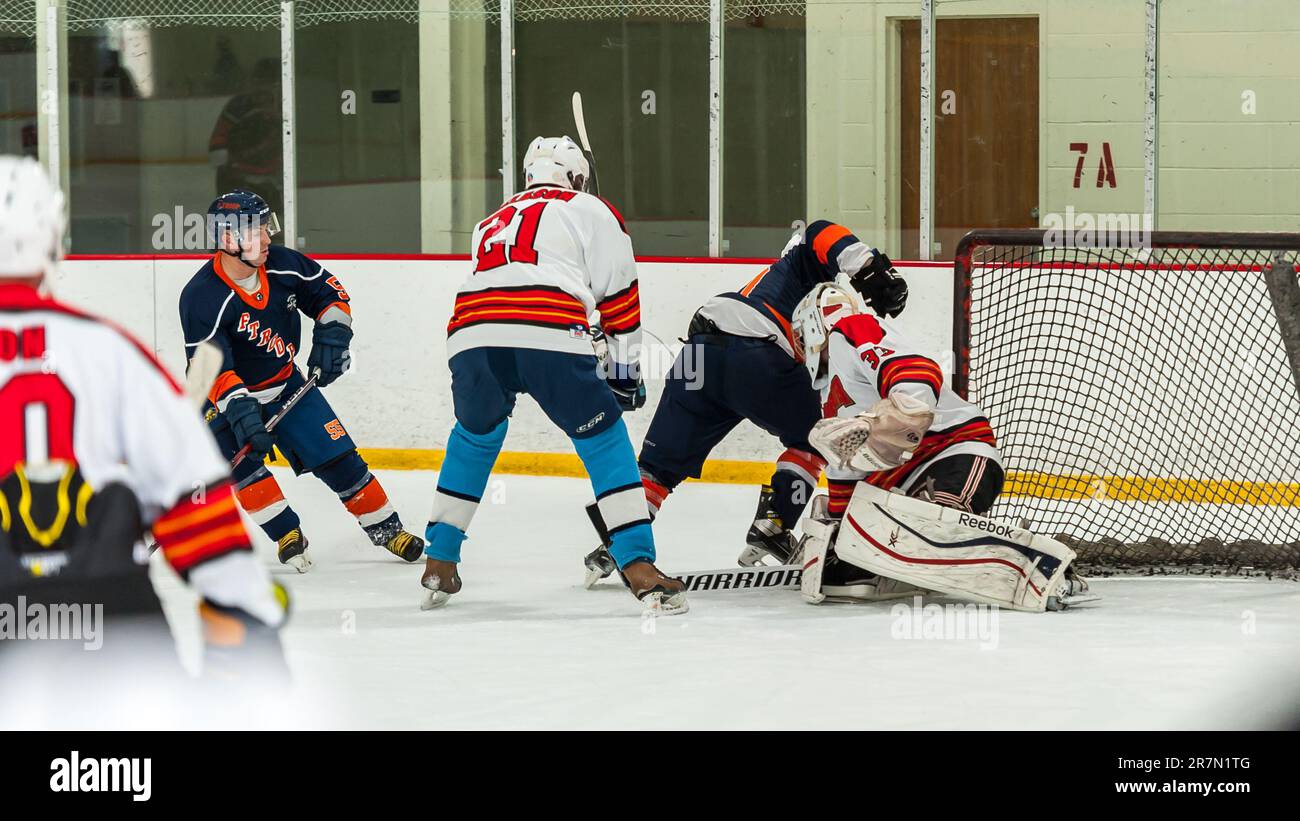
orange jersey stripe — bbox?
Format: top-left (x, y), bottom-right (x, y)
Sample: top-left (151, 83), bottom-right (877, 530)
top-left (812, 225), bottom-right (851, 264)
top-left (207, 370), bottom-right (245, 405)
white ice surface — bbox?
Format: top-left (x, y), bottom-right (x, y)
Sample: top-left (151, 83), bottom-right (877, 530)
top-left (135, 469), bottom-right (1300, 730)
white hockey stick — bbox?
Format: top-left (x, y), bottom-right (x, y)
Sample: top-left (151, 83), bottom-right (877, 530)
top-left (184, 341), bottom-right (224, 409)
top-left (571, 91), bottom-right (600, 195)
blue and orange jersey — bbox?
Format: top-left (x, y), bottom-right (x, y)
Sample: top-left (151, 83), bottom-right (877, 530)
top-left (695, 220), bottom-right (878, 356)
top-left (179, 245), bottom-right (351, 410)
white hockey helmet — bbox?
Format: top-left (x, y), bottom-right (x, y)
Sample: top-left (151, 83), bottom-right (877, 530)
top-left (792, 278), bottom-right (867, 385)
top-left (0, 156), bottom-right (66, 279)
top-left (523, 136), bottom-right (590, 191)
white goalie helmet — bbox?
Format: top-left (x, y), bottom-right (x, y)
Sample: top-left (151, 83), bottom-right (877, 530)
top-left (792, 276), bottom-right (869, 385)
top-left (523, 135), bottom-right (590, 191)
top-left (0, 155), bottom-right (66, 279)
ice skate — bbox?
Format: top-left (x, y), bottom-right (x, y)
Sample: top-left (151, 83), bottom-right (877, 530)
top-left (582, 544), bottom-right (617, 589)
top-left (738, 485), bottom-right (799, 566)
top-left (1046, 567), bottom-right (1100, 611)
top-left (820, 549), bottom-right (919, 603)
top-left (381, 530), bottom-right (425, 562)
top-left (420, 558), bottom-right (463, 610)
top-left (365, 513), bottom-right (425, 562)
top-left (277, 528), bottom-right (312, 573)
top-left (619, 559), bottom-right (688, 615)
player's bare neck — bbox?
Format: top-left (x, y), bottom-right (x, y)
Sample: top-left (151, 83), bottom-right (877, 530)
top-left (219, 253), bottom-right (260, 292)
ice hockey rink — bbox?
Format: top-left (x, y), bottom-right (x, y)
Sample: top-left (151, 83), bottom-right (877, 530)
top-left (103, 469), bottom-right (1300, 731)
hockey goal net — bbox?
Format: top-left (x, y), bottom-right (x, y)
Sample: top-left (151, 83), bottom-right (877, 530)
top-left (953, 230), bottom-right (1300, 578)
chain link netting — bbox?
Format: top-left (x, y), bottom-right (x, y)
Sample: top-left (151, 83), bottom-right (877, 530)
top-left (959, 234), bottom-right (1300, 579)
top-left (0, 0), bottom-right (35, 38)
top-left (59, 0), bottom-right (803, 30)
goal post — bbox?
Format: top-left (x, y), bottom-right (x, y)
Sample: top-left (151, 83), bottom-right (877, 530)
top-left (952, 229), bottom-right (1300, 577)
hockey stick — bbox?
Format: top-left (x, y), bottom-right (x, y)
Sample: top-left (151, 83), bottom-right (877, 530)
top-left (571, 91), bottom-right (600, 195)
top-left (184, 341), bottom-right (225, 409)
top-left (582, 501), bottom-right (802, 593)
top-left (230, 371), bottom-right (319, 470)
top-left (149, 372), bottom-right (319, 555)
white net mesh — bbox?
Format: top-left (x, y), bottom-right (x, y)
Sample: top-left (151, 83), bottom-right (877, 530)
top-left (66, 0), bottom-right (282, 31)
top-left (0, 0), bottom-right (35, 38)
top-left (61, 0), bottom-right (803, 31)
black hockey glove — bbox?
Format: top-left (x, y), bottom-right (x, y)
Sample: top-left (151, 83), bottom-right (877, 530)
top-left (607, 362), bottom-right (647, 412)
top-left (225, 395), bottom-right (274, 462)
top-left (307, 320), bottom-right (354, 387)
top-left (850, 252), bottom-right (908, 317)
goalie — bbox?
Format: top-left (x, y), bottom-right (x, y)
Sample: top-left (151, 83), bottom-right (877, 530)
top-left (790, 281), bottom-right (1091, 612)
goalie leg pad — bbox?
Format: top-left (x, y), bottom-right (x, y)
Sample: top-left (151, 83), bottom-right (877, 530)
top-left (832, 483), bottom-right (1077, 613)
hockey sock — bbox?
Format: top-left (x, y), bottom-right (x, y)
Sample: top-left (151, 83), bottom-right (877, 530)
top-left (314, 451), bottom-right (401, 544)
top-left (234, 466), bottom-right (300, 542)
top-left (572, 417), bottom-right (654, 569)
top-left (638, 467), bottom-right (671, 519)
top-left (425, 419), bottom-right (508, 563)
top-left (769, 447), bottom-right (827, 527)
top-left (827, 478), bottom-right (858, 519)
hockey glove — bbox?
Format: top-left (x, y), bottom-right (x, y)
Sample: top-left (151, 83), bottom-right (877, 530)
top-left (307, 320), bottom-right (354, 387)
top-left (200, 580), bottom-right (291, 684)
top-left (225, 395), bottom-right (274, 462)
top-left (607, 361), bottom-right (647, 411)
top-left (851, 252), bottom-right (908, 317)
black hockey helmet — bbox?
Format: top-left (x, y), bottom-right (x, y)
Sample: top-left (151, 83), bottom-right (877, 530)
top-left (207, 189), bottom-right (280, 260)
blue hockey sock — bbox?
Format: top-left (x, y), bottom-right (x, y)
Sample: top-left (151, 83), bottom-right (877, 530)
top-left (425, 419), bottom-right (507, 562)
top-left (571, 417), bottom-right (655, 568)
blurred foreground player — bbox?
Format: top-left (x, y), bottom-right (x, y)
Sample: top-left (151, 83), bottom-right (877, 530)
top-left (180, 190), bottom-right (424, 571)
top-left (790, 281), bottom-right (1092, 611)
top-left (422, 136), bottom-right (686, 614)
top-left (0, 156), bottom-right (287, 683)
top-left (584, 221), bottom-right (908, 586)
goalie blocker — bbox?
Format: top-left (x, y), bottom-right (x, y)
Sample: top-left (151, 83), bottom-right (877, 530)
top-left (801, 483), bottom-right (1092, 612)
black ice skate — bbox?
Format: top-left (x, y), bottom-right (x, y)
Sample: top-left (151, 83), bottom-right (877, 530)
top-left (738, 484), bottom-right (799, 566)
top-left (819, 549), bottom-right (919, 602)
top-left (365, 513), bottom-right (425, 562)
top-left (277, 528), bottom-right (312, 573)
top-left (583, 544), bottom-right (617, 589)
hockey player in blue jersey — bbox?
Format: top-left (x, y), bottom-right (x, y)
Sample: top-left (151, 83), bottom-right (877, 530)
top-left (420, 136), bottom-right (687, 614)
top-left (583, 220), bottom-right (908, 584)
top-left (179, 190), bottom-right (425, 572)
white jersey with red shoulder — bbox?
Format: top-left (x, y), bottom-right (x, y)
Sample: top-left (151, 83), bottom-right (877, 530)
top-left (447, 184), bottom-right (641, 370)
top-left (0, 284), bottom-right (255, 580)
top-left (820, 311), bottom-right (1001, 492)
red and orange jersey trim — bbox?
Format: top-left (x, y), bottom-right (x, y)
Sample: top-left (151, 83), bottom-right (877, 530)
top-left (153, 482), bottom-right (253, 576)
top-left (596, 282), bottom-right (641, 334)
top-left (878, 354), bottom-right (944, 400)
top-left (447, 286), bottom-right (590, 336)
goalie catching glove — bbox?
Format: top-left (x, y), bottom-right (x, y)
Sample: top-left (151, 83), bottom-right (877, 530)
top-left (809, 392), bottom-right (934, 472)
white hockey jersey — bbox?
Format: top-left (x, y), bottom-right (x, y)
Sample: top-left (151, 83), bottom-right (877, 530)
top-left (447, 185), bottom-right (641, 369)
top-left (820, 312), bottom-right (1002, 496)
top-left (0, 284), bottom-right (268, 587)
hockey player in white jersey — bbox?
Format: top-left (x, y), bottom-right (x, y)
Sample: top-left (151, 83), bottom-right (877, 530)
top-left (0, 156), bottom-right (287, 679)
top-left (420, 136), bottom-right (687, 614)
top-left (790, 280), bottom-right (1090, 611)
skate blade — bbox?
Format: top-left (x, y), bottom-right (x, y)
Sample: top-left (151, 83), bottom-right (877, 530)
top-left (642, 591), bottom-right (689, 616)
top-left (737, 545), bottom-right (787, 568)
top-left (583, 565), bottom-right (610, 590)
top-left (282, 552), bottom-right (313, 573)
top-left (1046, 592), bottom-right (1102, 611)
top-left (420, 589), bottom-right (453, 610)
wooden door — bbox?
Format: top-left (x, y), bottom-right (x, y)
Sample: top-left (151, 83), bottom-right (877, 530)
top-left (899, 17), bottom-right (1039, 259)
